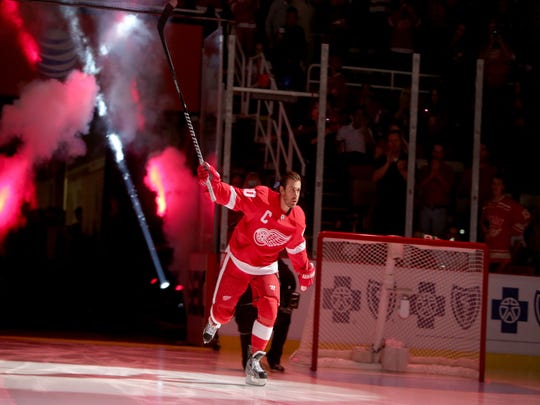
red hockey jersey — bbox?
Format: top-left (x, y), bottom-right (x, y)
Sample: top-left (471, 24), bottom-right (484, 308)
top-left (212, 182), bottom-right (311, 275)
top-left (481, 195), bottom-right (530, 259)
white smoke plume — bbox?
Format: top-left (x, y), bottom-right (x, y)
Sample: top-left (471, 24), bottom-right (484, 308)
top-left (0, 70), bottom-right (98, 162)
top-left (95, 11), bottom-right (170, 148)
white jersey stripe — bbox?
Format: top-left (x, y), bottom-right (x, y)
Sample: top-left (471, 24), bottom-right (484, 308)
top-left (228, 246), bottom-right (278, 275)
top-left (252, 320), bottom-right (273, 340)
top-left (225, 187), bottom-right (237, 209)
top-left (286, 241), bottom-right (306, 255)
top-left (210, 251), bottom-right (230, 325)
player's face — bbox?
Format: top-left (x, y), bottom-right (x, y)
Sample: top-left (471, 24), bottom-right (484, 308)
top-left (491, 178), bottom-right (504, 198)
top-left (280, 180), bottom-right (301, 211)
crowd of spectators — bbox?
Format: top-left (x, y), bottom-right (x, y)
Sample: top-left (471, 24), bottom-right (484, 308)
top-left (220, 0), bottom-right (540, 275)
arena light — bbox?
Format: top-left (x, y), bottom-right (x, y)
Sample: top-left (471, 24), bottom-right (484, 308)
top-left (116, 15), bottom-right (139, 38)
top-left (97, 14), bottom-right (141, 56)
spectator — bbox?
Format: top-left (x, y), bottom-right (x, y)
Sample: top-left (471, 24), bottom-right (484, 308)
top-left (228, 0), bottom-right (259, 56)
top-left (416, 143), bottom-right (455, 238)
top-left (367, 0), bottom-right (392, 62)
top-left (327, 54), bottom-right (349, 113)
top-left (393, 88), bottom-right (411, 135)
top-left (326, 0), bottom-right (352, 59)
top-left (271, 6), bottom-right (307, 90)
top-left (480, 173), bottom-right (530, 272)
top-left (335, 106), bottom-right (375, 164)
top-left (247, 41), bottom-right (272, 89)
top-left (265, 0), bottom-right (294, 50)
top-left (356, 84), bottom-right (388, 138)
top-left (336, 107), bottom-right (375, 232)
top-left (371, 129), bottom-right (408, 235)
top-left (291, 0), bottom-right (314, 64)
top-left (335, 106), bottom-right (376, 231)
top-left (419, 0), bottom-right (451, 72)
top-left (387, 0), bottom-right (420, 70)
top-left (419, 87), bottom-right (448, 156)
top-left (446, 21), bottom-right (472, 77)
top-left (479, 19), bottom-right (515, 91)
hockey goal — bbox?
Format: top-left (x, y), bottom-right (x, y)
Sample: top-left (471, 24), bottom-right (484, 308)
top-left (292, 232), bottom-right (489, 381)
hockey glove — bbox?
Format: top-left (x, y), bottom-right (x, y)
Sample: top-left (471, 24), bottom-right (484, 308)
top-left (299, 263), bottom-right (315, 292)
top-left (197, 162), bottom-right (221, 187)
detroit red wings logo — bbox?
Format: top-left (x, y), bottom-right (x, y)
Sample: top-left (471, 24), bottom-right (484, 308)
top-left (253, 228), bottom-right (291, 247)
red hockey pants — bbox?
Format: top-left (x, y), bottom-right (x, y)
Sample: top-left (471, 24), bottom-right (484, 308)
top-left (210, 252), bottom-right (280, 353)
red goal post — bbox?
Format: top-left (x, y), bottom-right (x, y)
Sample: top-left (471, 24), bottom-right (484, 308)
top-left (292, 231), bottom-right (489, 382)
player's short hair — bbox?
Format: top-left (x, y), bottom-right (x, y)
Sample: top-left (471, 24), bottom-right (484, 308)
top-left (279, 171), bottom-right (302, 189)
top-left (492, 171), bottom-right (508, 190)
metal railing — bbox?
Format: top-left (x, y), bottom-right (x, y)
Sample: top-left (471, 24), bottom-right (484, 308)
top-left (306, 63), bottom-right (440, 94)
top-left (233, 44), bottom-right (310, 179)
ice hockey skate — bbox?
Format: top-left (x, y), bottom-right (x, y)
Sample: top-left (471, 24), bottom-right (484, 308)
top-left (245, 348), bottom-right (268, 386)
top-left (202, 318), bottom-right (219, 344)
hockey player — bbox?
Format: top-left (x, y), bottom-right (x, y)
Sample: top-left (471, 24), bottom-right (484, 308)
top-left (197, 163), bottom-right (315, 386)
top-left (480, 174), bottom-right (530, 272)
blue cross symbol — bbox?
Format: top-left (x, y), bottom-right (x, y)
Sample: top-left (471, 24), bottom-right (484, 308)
top-left (492, 287), bottom-right (528, 333)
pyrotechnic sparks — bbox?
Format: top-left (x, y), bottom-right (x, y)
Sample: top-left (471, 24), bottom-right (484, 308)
top-left (146, 162), bottom-right (167, 217)
top-left (0, 156), bottom-right (34, 244)
top-left (143, 148), bottom-right (199, 274)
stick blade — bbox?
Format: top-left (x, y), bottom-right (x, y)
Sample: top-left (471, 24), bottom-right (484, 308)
top-left (157, 2), bottom-right (175, 34)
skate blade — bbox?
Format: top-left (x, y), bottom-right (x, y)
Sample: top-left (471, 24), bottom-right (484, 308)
top-left (246, 375), bottom-right (267, 386)
top-left (202, 335), bottom-right (213, 344)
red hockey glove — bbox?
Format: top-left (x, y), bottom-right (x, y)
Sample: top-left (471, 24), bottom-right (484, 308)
top-left (299, 263), bottom-right (315, 292)
top-left (197, 162), bottom-right (221, 187)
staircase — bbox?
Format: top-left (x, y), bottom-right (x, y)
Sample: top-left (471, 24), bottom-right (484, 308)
top-left (231, 40), bottom-right (306, 183)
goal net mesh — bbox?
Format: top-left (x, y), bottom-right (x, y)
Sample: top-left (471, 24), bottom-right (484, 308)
top-left (291, 232), bottom-right (488, 380)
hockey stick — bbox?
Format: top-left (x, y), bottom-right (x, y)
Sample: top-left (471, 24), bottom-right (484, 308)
top-left (157, 0), bottom-right (216, 202)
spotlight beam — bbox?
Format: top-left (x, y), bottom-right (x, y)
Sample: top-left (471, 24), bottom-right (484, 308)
top-left (108, 134), bottom-right (170, 290)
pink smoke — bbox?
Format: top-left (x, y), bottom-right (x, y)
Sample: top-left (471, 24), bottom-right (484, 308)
top-left (144, 147), bottom-right (199, 273)
top-left (0, 70), bottom-right (98, 161)
top-left (0, 70), bottom-right (98, 242)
